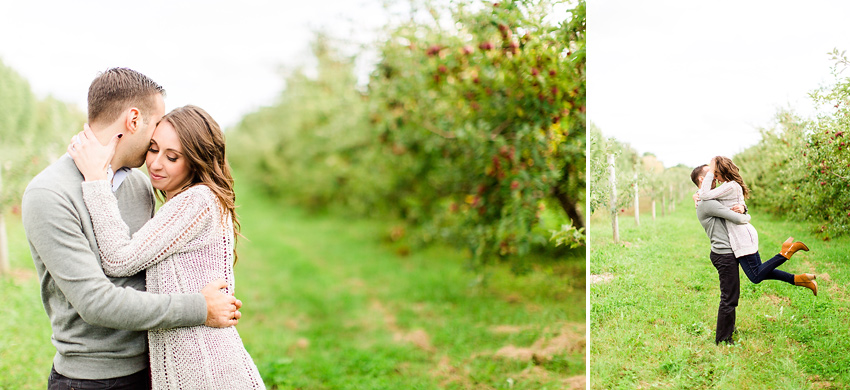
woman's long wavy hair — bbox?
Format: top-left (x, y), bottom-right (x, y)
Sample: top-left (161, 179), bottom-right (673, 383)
top-left (158, 105), bottom-right (241, 263)
top-left (714, 156), bottom-right (750, 199)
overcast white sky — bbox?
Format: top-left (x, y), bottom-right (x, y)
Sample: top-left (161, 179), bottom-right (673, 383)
top-left (0, 0), bottom-right (390, 129)
top-left (588, 0), bottom-right (850, 168)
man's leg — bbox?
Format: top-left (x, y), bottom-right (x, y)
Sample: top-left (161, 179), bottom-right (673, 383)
top-left (48, 366), bottom-right (150, 390)
top-left (710, 252), bottom-right (739, 344)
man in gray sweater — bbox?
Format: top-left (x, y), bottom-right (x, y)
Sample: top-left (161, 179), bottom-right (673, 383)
top-left (23, 68), bottom-right (242, 389)
top-left (690, 164), bottom-right (751, 345)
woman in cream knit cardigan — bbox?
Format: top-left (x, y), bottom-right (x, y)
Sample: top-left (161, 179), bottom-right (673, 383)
top-left (68, 105), bottom-right (264, 389)
top-left (699, 156), bottom-right (817, 296)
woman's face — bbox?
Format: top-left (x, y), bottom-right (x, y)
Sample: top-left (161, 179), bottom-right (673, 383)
top-left (146, 120), bottom-right (191, 199)
top-left (711, 157), bottom-right (728, 181)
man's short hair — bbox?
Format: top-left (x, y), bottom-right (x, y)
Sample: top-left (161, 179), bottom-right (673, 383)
top-left (87, 68), bottom-right (165, 125)
top-left (691, 164), bottom-right (708, 187)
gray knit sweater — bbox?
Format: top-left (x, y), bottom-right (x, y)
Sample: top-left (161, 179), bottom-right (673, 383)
top-left (22, 155), bottom-right (207, 380)
top-left (696, 199), bottom-right (752, 254)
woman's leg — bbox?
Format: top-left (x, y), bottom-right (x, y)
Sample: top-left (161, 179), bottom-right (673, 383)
top-left (737, 252), bottom-right (795, 285)
top-left (737, 253), bottom-right (760, 284)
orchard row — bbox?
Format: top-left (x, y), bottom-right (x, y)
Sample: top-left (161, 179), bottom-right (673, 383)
top-left (228, 0), bottom-right (586, 269)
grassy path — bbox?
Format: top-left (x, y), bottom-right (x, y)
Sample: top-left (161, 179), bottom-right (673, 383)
top-left (1, 184), bottom-right (584, 389)
top-left (590, 200), bottom-right (850, 389)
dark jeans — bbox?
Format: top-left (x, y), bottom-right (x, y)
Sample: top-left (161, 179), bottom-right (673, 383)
top-left (710, 251), bottom-right (739, 344)
top-left (737, 252), bottom-right (795, 285)
top-left (48, 366), bottom-right (150, 390)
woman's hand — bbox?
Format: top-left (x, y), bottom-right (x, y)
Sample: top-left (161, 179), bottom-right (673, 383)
top-left (67, 124), bottom-right (122, 182)
top-left (708, 157), bottom-right (717, 173)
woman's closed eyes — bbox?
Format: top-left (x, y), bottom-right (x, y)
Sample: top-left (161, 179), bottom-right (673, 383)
top-left (148, 147), bottom-right (178, 162)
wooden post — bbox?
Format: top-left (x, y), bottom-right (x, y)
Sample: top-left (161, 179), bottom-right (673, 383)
top-left (608, 154), bottom-right (619, 242)
top-left (0, 168), bottom-right (8, 276)
top-left (633, 172), bottom-right (640, 226)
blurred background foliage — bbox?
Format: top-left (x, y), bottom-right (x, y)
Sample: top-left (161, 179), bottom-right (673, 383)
top-left (0, 59), bottom-right (84, 210)
top-left (0, 59), bottom-right (85, 273)
top-left (0, 0), bottom-right (585, 275)
top-left (228, 0), bottom-right (585, 270)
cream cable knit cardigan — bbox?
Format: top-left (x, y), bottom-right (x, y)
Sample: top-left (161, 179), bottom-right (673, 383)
top-left (699, 171), bottom-right (758, 257)
top-left (82, 181), bottom-right (265, 390)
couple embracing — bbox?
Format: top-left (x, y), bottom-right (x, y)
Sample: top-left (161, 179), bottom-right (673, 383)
top-left (23, 68), bottom-right (265, 388)
top-left (691, 156), bottom-right (818, 345)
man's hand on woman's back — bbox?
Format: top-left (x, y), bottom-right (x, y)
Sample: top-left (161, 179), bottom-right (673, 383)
top-left (202, 279), bottom-right (242, 327)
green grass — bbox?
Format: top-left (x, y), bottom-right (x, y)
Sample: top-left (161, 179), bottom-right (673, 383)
top-left (0, 209), bottom-right (54, 387)
top-left (590, 200), bottom-right (850, 389)
top-left (0, 183), bottom-right (584, 389)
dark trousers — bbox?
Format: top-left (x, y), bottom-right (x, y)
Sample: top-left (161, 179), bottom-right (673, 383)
top-left (737, 252), bottom-right (795, 285)
top-left (710, 251), bottom-right (739, 344)
top-left (48, 366), bottom-right (150, 390)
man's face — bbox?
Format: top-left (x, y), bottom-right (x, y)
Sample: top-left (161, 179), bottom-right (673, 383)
top-left (123, 94), bottom-right (165, 168)
top-left (697, 167), bottom-right (717, 189)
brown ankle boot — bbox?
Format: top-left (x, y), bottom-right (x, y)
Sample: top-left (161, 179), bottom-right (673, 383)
top-left (781, 237), bottom-right (809, 259)
top-left (794, 273), bottom-right (818, 296)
